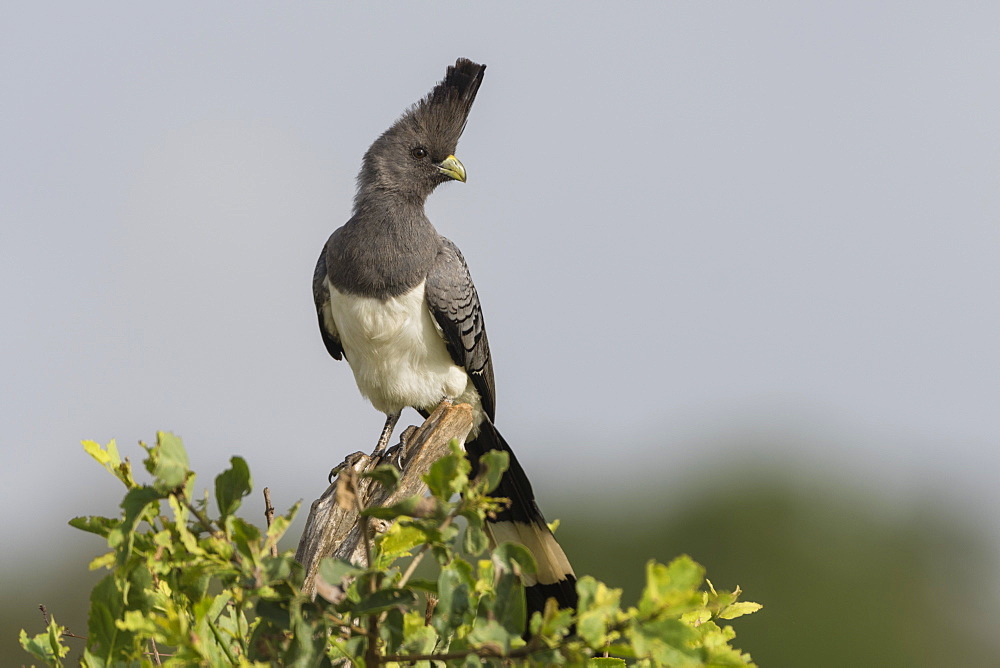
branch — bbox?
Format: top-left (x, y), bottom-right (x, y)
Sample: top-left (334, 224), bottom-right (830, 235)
top-left (263, 487), bottom-right (277, 558)
top-left (294, 401), bottom-right (474, 599)
top-left (380, 637), bottom-right (546, 664)
top-left (38, 604), bottom-right (86, 641)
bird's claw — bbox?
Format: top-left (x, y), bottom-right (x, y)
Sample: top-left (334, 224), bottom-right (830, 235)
top-left (381, 426), bottom-right (418, 470)
top-left (328, 451), bottom-right (368, 484)
top-left (382, 443), bottom-right (405, 470)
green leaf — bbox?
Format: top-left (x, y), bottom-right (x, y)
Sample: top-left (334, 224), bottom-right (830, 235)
top-left (116, 609), bottom-right (157, 634)
top-left (196, 594), bottom-right (239, 666)
top-left (434, 558), bottom-right (475, 636)
top-left (229, 516), bottom-right (262, 564)
top-left (699, 619), bottom-right (756, 666)
top-left (532, 599), bottom-right (575, 641)
top-left (176, 564), bottom-right (213, 603)
top-left (377, 522), bottom-right (426, 568)
top-left (253, 598), bottom-right (290, 628)
top-left (604, 643), bottom-right (638, 659)
top-left (87, 551), bottom-right (116, 571)
top-left (362, 494), bottom-right (431, 520)
top-left (354, 587), bottom-right (417, 615)
top-left (318, 557), bottom-right (363, 587)
top-left (381, 607), bottom-right (405, 654)
top-left (286, 612), bottom-right (326, 666)
top-left (86, 573), bottom-right (143, 661)
top-left (638, 556), bottom-right (705, 619)
top-left (399, 610), bottom-right (439, 655)
top-left (19, 615), bottom-right (70, 666)
top-left (83, 439), bottom-right (136, 488)
top-left (492, 567), bottom-right (527, 637)
top-left (117, 485), bottom-right (165, 566)
top-left (576, 576), bottom-right (623, 648)
top-left (328, 634), bottom-right (367, 665)
top-left (493, 541), bottom-right (538, 577)
top-left (472, 449), bottom-right (509, 494)
top-left (424, 439), bottom-right (470, 499)
top-left (589, 659), bottom-right (627, 667)
top-left (631, 617), bottom-right (699, 666)
top-left (406, 578), bottom-right (438, 594)
top-left (80, 649), bottom-right (109, 668)
top-left (261, 552), bottom-right (293, 584)
top-left (718, 600), bottom-right (763, 620)
top-left (468, 618), bottom-right (516, 655)
top-left (463, 523), bottom-right (490, 555)
top-left (69, 515), bottom-right (118, 537)
top-left (362, 464), bottom-right (401, 491)
top-left (149, 431), bottom-right (191, 491)
top-left (215, 456), bottom-right (252, 517)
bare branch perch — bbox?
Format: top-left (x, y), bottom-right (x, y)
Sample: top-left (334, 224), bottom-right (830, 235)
top-left (295, 401), bottom-right (474, 599)
top-left (263, 487), bottom-right (278, 558)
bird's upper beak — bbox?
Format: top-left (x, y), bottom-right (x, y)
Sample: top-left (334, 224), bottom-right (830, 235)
top-left (436, 154), bottom-right (467, 183)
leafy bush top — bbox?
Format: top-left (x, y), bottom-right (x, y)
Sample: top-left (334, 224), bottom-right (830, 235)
top-left (21, 433), bottom-right (760, 667)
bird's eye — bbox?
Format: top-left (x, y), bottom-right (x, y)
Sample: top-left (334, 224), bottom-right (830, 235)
top-left (411, 147), bottom-right (428, 159)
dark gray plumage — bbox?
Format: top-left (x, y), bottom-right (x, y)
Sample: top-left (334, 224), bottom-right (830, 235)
top-left (425, 237), bottom-right (494, 419)
top-left (313, 58), bottom-right (576, 625)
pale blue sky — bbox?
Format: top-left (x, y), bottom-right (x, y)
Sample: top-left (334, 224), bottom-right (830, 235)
top-left (2, 3), bottom-right (998, 603)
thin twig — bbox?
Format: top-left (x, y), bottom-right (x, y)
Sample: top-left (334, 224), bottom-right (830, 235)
top-left (263, 487), bottom-right (278, 557)
top-left (150, 637), bottom-right (162, 665)
top-left (424, 595), bottom-right (438, 627)
top-left (143, 549), bottom-right (165, 665)
top-left (346, 469), bottom-right (375, 576)
top-left (349, 469), bottom-right (383, 667)
top-left (366, 615), bottom-right (380, 668)
top-left (184, 499), bottom-right (217, 534)
top-left (208, 615), bottom-right (238, 665)
top-left (39, 604), bottom-right (86, 640)
top-left (396, 515), bottom-right (452, 589)
top-left (381, 638), bottom-right (545, 663)
top-left (323, 612), bottom-right (369, 637)
top-left (263, 487), bottom-right (275, 527)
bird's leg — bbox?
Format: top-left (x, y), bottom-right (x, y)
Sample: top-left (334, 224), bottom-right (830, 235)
top-left (383, 426), bottom-right (418, 470)
top-left (374, 411), bottom-right (401, 455)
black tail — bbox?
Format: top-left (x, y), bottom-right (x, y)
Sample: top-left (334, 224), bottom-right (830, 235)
top-left (465, 419), bottom-right (577, 621)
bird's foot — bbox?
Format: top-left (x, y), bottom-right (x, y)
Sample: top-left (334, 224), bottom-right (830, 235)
top-left (328, 451), bottom-right (368, 484)
top-left (381, 426), bottom-right (418, 470)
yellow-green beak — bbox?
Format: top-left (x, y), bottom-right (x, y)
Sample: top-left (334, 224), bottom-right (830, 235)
top-left (436, 154), bottom-right (467, 182)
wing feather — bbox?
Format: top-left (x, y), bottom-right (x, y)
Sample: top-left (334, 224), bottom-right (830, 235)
top-left (424, 237), bottom-right (495, 421)
top-left (313, 237), bottom-right (345, 361)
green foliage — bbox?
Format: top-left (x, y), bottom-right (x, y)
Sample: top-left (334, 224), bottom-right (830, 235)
top-left (19, 615), bottom-right (70, 667)
top-left (21, 434), bottom-right (760, 666)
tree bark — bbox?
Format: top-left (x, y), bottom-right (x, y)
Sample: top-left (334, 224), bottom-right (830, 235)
top-left (294, 401), bottom-right (474, 600)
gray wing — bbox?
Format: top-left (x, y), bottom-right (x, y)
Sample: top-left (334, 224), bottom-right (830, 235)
top-left (313, 236), bottom-right (344, 361)
top-left (425, 237), bottom-right (495, 421)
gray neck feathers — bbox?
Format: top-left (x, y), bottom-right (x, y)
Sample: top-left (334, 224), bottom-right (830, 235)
top-left (327, 195), bottom-right (440, 299)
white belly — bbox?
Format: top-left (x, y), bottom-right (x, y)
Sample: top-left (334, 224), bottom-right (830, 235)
top-left (324, 278), bottom-right (482, 423)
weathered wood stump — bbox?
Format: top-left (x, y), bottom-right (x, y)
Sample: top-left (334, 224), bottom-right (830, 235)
top-left (294, 401), bottom-right (474, 599)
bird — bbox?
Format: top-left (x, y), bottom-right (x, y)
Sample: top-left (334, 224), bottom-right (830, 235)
top-left (312, 58), bottom-right (577, 621)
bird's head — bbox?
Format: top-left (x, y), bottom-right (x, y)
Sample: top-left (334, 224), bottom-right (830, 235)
top-left (357, 58), bottom-right (486, 204)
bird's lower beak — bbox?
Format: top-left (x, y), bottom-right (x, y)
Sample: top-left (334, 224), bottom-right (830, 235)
top-left (436, 154), bottom-right (467, 182)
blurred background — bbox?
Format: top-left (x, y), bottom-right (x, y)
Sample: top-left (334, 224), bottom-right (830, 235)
top-left (3, 3), bottom-right (998, 665)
